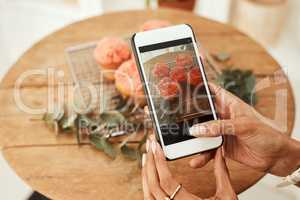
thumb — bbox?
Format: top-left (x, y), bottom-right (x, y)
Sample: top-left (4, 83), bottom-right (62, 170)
top-left (189, 119), bottom-right (251, 137)
top-left (189, 119), bottom-right (238, 137)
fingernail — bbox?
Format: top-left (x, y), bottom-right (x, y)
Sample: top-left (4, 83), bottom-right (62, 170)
top-left (151, 140), bottom-right (156, 154)
top-left (142, 153), bottom-right (146, 167)
top-left (189, 125), bottom-right (206, 136)
top-left (146, 140), bottom-right (150, 152)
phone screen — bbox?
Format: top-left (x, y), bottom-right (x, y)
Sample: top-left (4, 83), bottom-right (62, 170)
top-left (139, 37), bottom-right (215, 146)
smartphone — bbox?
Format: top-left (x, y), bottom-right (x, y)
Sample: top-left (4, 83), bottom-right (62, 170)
top-left (131, 24), bottom-right (223, 160)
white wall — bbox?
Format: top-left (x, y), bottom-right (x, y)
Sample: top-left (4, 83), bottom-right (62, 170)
top-left (284, 0), bottom-right (300, 44)
top-left (195, 0), bottom-right (233, 23)
top-left (196, 0), bottom-right (300, 46)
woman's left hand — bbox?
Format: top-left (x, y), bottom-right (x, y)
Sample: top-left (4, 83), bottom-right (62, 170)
top-left (141, 136), bottom-right (238, 200)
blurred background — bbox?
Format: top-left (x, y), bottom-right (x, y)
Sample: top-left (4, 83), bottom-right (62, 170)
top-left (0, 0), bottom-right (299, 199)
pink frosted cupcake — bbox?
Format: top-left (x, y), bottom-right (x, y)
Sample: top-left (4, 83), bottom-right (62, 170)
top-left (114, 59), bottom-right (146, 106)
top-left (158, 77), bottom-right (180, 100)
top-left (93, 37), bottom-right (131, 70)
top-left (141, 19), bottom-right (172, 31)
top-left (152, 62), bottom-right (169, 78)
top-left (170, 65), bottom-right (187, 83)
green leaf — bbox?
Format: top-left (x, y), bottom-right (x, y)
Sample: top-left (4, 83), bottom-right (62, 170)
top-left (100, 111), bottom-right (126, 125)
top-left (121, 145), bottom-right (138, 160)
top-left (89, 122), bottom-right (107, 135)
top-left (214, 52), bottom-right (231, 62)
top-left (59, 113), bottom-right (78, 133)
top-left (101, 138), bottom-right (117, 159)
top-left (90, 135), bottom-right (117, 159)
top-left (90, 134), bottom-right (104, 150)
top-left (217, 68), bottom-right (256, 105)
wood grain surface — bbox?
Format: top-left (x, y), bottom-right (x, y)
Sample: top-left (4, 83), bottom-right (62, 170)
top-left (0, 9), bottom-right (295, 200)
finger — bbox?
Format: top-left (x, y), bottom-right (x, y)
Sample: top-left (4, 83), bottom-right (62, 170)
top-left (214, 148), bottom-right (237, 199)
top-left (208, 82), bottom-right (242, 107)
top-left (208, 82), bottom-right (246, 117)
top-left (189, 118), bottom-right (254, 137)
top-left (189, 119), bottom-right (235, 137)
top-left (151, 140), bottom-right (179, 195)
top-left (189, 151), bottom-right (215, 168)
top-left (199, 48), bottom-right (206, 62)
top-left (209, 82), bottom-right (256, 121)
top-left (145, 140), bottom-right (167, 199)
top-left (142, 154), bottom-right (154, 200)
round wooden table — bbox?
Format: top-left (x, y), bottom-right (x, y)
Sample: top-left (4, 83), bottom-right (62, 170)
top-left (0, 9), bottom-right (295, 200)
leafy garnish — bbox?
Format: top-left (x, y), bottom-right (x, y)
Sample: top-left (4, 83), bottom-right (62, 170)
top-left (43, 103), bottom-right (149, 166)
top-left (90, 134), bottom-right (117, 159)
top-left (100, 111), bottom-right (126, 125)
top-left (217, 69), bottom-right (257, 105)
top-left (59, 113), bottom-right (77, 133)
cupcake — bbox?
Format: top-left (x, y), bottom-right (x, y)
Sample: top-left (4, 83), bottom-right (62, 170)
top-left (187, 66), bottom-right (203, 86)
top-left (152, 62), bottom-right (169, 78)
top-left (141, 19), bottom-right (172, 31)
top-left (175, 53), bottom-right (193, 66)
top-left (158, 77), bottom-right (180, 99)
top-left (93, 37), bottom-right (131, 70)
top-left (115, 59), bottom-right (145, 106)
top-left (170, 65), bottom-right (187, 83)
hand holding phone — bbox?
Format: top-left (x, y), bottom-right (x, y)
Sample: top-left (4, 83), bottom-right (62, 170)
top-left (132, 24), bottom-right (223, 160)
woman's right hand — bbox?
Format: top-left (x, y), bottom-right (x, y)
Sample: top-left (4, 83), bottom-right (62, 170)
top-left (189, 83), bottom-right (300, 177)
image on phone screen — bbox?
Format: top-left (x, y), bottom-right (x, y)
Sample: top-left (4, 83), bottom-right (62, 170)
top-left (139, 37), bottom-right (215, 146)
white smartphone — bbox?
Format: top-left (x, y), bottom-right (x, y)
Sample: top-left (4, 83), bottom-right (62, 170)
top-left (131, 24), bottom-right (223, 160)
